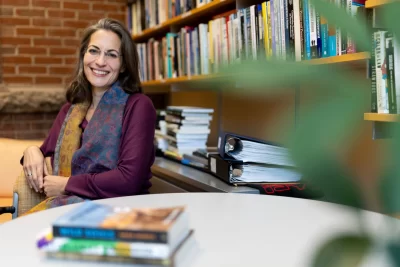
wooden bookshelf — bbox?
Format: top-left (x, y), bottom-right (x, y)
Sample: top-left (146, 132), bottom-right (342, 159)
top-left (305, 52), bottom-right (370, 65)
top-left (364, 113), bottom-right (400, 122)
top-left (366, 0), bottom-right (397, 8)
top-left (132, 0), bottom-right (236, 43)
top-left (141, 52), bottom-right (370, 87)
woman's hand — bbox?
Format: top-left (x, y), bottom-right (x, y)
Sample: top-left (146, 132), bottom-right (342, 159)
top-left (23, 146), bottom-right (47, 193)
top-left (43, 175), bottom-right (69, 197)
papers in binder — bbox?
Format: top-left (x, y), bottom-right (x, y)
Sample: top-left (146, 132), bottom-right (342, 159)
top-left (225, 137), bottom-right (295, 167)
top-left (231, 164), bottom-right (301, 183)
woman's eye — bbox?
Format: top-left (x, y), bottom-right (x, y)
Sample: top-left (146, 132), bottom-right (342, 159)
top-left (88, 49), bottom-right (99, 55)
top-left (107, 53), bottom-right (118, 58)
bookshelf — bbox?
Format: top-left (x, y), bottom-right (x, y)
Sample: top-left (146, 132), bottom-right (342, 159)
top-left (132, 0), bottom-right (236, 43)
top-left (364, 113), bottom-right (400, 122)
top-left (141, 52), bottom-right (370, 88)
top-left (126, 0), bottom-right (386, 188)
top-left (365, 0), bottom-right (397, 8)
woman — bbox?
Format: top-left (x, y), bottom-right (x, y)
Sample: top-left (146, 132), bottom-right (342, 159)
top-left (21, 18), bottom-right (156, 214)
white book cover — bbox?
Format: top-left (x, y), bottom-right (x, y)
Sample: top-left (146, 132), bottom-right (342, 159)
top-left (394, 35), bottom-right (400, 114)
top-left (375, 31), bottom-right (389, 113)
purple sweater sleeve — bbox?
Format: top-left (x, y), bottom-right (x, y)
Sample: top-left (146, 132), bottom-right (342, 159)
top-left (64, 94), bottom-right (157, 199)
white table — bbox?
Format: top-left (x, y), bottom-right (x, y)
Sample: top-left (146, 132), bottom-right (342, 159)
top-left (0, 193), bottom-right (398, 267)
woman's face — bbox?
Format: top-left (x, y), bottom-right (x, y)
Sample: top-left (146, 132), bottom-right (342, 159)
top-left (83, 29), bottom-right (123, 91)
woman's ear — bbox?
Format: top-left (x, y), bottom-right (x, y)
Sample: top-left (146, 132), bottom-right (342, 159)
top-left (120, 64), bottom-right (125, 73)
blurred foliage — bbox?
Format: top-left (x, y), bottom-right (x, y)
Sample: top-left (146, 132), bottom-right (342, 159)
top-left (201, 0), bottom-right (400, 266)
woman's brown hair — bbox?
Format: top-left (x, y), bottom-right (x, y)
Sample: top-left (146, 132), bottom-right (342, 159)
top-left (66, 18), bottom-right (142, 104)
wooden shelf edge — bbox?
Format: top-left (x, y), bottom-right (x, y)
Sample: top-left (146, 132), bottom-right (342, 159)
top-left (132, 0), bottom-right (235, 42)
top-left (366, 0), bottom-right (397, 8)
top-left (305, 52), bottom-right (370, 65)
top-left (364, 113), bottom-right (400, 122)
top-left (141, 53), bottom-right (370, 87)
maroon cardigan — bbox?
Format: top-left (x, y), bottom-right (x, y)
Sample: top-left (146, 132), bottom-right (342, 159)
top-left (22, 93), bottom-right (156, 199)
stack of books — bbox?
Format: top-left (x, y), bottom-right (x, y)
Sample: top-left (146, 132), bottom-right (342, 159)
top-left (36, 201), bottom-right (196, 266)
top-left (164, 106), bottom-right (214, 156)
top-left (155, 109), bottom-right (168, 154)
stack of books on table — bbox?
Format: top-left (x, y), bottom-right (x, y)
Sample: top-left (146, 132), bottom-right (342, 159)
top-left (163, 106), bottom-right (214, 157)
top-left (36, 201), bottom-right (196, 266)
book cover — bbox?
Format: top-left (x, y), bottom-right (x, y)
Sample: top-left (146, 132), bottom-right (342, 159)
top-left (52, 202), bottom-right (188, 244)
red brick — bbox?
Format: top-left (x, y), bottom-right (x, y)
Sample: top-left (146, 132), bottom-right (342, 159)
top-left (63, 2), bottom-right (90, 10)
top-left (47, 10), bottom-right (75, 19)
top-left (3, 56), bottom-right (31, 64)
top-left (1, 27), bottom-right (15, 36)
top-left (32, 18), bottom-right (62, 27)
top-left (63, 38), bottom-right (80, 46)
top-left (34, 57), bottom-right (63, 64)
top-left (64, 58), bottom-right (77, 65)
top-left (34, 77), bottom-right (63, 84)
top-left (1, 47), bottom-right (16, 55)
top-left (18, 47), bottom-right (47, 55)
top-left (0, 17), bottom-right (29, 25)
top-left (15, 8), bottom-right (45, 17)
top-left (33, 38), bottom-right (62, 46)
top-left (93, 3), bottom-right (119, 12)
top-left (49, 47), bottom-right (77, 55)
top-left (63, 20), bottom-right (91, 29)
top-left (44, 113), bottom-right (58, 120)
top-left (32, 0), bottom-right (60, 8)
top-left (0, 37), bottom-right (30, 45)
top-left (107, 13), bottom-right (125, 22)
top-left (1, 0), bottom-right (30, 6)
top-left (47, 29), bottom-right (77, 37)
top-left (0, 7), bottom-right (14, 16)
top-left (49, 66), bottom-right (75, 75)
top-left (12, 113), bottom-right (44, 121)
top-left (2, 66), bottom-right (16, 74)
top-left (16, 131), bottom-right (47, 140)
top-left (16, 27), bottom-right (46, 36)
top-left (19, 66), bottom-right (47, 74)
top-left (78, 12), bottom-right (104, 21)
top-left (3, 76), bottom-right (33, 84)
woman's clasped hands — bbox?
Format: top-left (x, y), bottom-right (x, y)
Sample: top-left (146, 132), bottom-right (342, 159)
top-left (22, 146), bottom-right (69, 197)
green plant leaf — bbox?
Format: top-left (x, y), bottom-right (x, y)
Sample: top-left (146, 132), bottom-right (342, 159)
top-left (379, 123), bottom-right (400, 215)
top-left (312, 234), bottom-right (371, 267)
top-left (387, 241), bottom-right (400, 267)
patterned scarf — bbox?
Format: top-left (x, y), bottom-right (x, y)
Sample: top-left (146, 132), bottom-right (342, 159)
top-left (24, 82), bottom-right (129, 215)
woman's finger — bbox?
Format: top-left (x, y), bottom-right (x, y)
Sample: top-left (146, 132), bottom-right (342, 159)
top-left (36, 164), bottom-right (44, 190)
top-left (43, 160), bottom-right (49, 176)
top-left (29, 166), bottom-right (39, 192)
top-left (23, 167), bottom-right (33, 190)
top-left (25, 167), bottom-right (37, 191)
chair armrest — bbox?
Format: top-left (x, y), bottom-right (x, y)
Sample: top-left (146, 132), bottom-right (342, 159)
top-left (12, 157), bottom-right (52, 217)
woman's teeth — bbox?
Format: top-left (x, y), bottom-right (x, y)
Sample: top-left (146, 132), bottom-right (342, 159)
top-left (92, 69), bottom-right (109, 75)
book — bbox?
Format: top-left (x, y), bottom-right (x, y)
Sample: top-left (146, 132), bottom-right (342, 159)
top-left (52, 202), bottom-right (190, 252)
top-left (40, 230), bottom-right (197, 267)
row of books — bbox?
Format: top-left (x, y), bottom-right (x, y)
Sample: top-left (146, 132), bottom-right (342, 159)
top-left (154, 106), bottom-right (214, 157)
top-left (127, 0), bottom-right (212, 36)
top-left (370, 5), bottom-right (400, 114)
top-left (136, 0), bottom-right (367, 81)
top-left (36, 201), bottom-right (196, 266)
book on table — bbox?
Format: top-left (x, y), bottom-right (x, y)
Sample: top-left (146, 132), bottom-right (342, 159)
top-left (36, 201), bottom-right (196, 266)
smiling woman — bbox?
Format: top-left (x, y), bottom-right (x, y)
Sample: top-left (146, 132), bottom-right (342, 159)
top-left (19, 18), bottom-right (157, 216)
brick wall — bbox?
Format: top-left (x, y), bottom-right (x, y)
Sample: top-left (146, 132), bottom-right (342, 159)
top-left (0, 112), bottom-right (58, 140)
top-left (0, 0), bottom-right (128, 140)
top-left (0, 0), bottom-right (127, 87)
